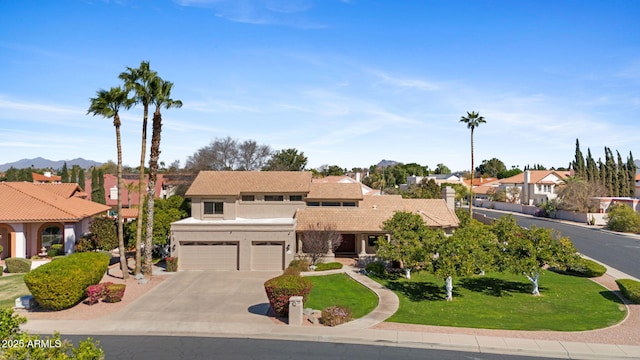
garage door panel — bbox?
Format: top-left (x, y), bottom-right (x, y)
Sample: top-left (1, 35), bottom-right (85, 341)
top-left (252, 242), bottom-right (284, 271)
top-left (180, 242), bottom-right (238, 271)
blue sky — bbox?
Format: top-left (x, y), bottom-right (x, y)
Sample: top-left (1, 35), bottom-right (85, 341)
top-left (1, 0), bottom-right (639, 172)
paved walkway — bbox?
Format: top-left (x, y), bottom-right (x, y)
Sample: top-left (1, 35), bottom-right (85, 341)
top-left (22, 264), bottom-right (640, 360)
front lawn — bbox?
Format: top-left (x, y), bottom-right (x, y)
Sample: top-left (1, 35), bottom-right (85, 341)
top-left (0, 274), bottom-right (30, 309)
top-left (375, 271), bottom-right (626, 331)
top-left (305, 273), bottom-right (378, 318)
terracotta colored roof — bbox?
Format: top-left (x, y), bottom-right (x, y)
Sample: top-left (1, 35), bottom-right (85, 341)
top-left (473, 184), bottom-right (498, 195)
top-left (464, 177), bottom-right (499, 187)
top-left (32, 172), bottom-right (61, 182)
top-left (120, 207), bottom-right (140, 219)
top-left (306, 183), bottom-right (363, 201)
top-left (186, 171), bottom-right (313, 196)
top-left (499, 170), bottom-right (570, 185)
top-left (296, 195), bottom-right (458, 232)
top-left (34, 183), bottom-right (85, 198)
top-left (0, 182), bottom-right (110, 222)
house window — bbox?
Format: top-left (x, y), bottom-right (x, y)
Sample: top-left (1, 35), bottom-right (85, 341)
top-left (289, 195), bottom-right (303, 201)
top-left (343, 202), bottom-right (357, 207)
top-left (265, 195), bottom-right (284, 201)
top-left (204, 201), bottom-right (223, 215)
top-left (367, 235), bottom-right (378, 247)
top-left (307, 202), bottom-right (320, 206)
top-left (41, 226), bottom-right (63, 249)
top-left (321, 202), bottom-right (340, 207)
top-left (241, 195), bottom-right (255, 202)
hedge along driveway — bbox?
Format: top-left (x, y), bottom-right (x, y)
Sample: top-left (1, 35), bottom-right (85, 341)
top-left (375, 271), bottom-right (626, 331)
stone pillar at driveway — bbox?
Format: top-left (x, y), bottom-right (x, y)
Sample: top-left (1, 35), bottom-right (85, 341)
top-left (288, 296), bottom-right (303, 326)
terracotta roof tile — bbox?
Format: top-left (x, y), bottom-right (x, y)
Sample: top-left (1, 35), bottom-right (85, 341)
top-left (306, 183), bottom-right (363, 201)
top-left (0, 182), bottom-right (110, 222)
top-left (499, 170), bottom-right (570, 185)
top-left (34, 183), bottom-right (84, 198)
top-left (186, 171), bottom-right (313, 196)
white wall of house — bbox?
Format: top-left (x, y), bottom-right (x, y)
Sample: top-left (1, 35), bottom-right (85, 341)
top-left (64, 224), bottom-right (76, 255)
top-left (13, 223), bottom-right (26, 258)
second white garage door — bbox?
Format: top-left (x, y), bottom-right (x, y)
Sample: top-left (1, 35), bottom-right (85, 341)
top-left (251, 242), bottom-right (284, 271)
top-left (180, 242), bottom-right (239, 271)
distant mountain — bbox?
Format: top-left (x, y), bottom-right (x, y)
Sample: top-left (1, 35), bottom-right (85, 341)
top-left (0, 157), bottom-right (102, 172)
top-left (376, 159), bottom-right (400, 168)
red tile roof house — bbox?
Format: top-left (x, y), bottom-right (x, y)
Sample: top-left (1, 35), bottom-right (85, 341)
top-left (170, 171), bottom-right (459, 271)
top-left (0, 182), bottom-right (110, 260)
top-left (496, 170), bottom-right (571, 205)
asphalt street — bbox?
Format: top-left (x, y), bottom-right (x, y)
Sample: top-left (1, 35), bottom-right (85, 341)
top-left (474, 208), bottom-right (640, 279)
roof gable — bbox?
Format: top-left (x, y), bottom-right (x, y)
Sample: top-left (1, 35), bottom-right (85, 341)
top-left (186, 171), bottom-right (313, 196)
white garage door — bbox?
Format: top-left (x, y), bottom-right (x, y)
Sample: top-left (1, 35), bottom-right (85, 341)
top-left (180, 242), bottom-right (238, 270)
top-left (251, 242), bottom-right (284, 271)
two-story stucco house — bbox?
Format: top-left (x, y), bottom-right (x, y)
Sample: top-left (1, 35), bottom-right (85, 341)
top-left (170, 171), bottom-right (459, 271)
top-left (497, 170), bottom-right (570, 205)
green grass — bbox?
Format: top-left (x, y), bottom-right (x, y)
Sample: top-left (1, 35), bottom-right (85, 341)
top-left (375, 271), bottom-right (626, 331)
top-left (0, 274), bottom-right (30, 309)
top-left (305, 273), bottom-right (378, 318)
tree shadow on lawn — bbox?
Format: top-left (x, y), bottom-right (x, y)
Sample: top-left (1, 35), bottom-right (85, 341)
top-left (386, 280), bottom-right (449, 301)
top-left (458, 277), bottom-right (534, 297)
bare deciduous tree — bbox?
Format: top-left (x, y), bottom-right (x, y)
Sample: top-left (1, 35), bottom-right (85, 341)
top-left (185, 137), bottom-right (271, 171)
top-left (301, 222), bottom-right (343, 265)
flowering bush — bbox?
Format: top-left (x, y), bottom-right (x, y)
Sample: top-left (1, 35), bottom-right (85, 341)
top-left (321, 305), bottom-right (352, 327)
top-left (85, 284), bottom-right (105, 305)
top-left (165, 257), bottom-right (178, 272)
top-left (264, 275), bottom-right (313, 317)
top-left (103, 283), bottom-right (126, 303)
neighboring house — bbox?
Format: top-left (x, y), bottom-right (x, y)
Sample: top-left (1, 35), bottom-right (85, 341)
top-left (0, 182), bottom-right (110, 259)
top-left (635, 173), bottom-right (640, 198)
top-left (32, 171), bottom-right (61, 184)
top-left (170, 171), bottom-right (459, 271)
top-left (497, 170), bottom-right (570, 205)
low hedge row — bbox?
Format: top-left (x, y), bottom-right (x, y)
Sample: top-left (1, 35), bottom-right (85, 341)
top-left (24, 252), bottom-right (110, 310)
top-left (616, 279), bottom-right (640, 304)
top-left (264, 275), bottom-right (313, 317)
top-left (565, 258), bottom-right (607, 278)
top-left (314, 262), bottom-right (343, 271)
top-left (5, 258), bottom-right (32, 273)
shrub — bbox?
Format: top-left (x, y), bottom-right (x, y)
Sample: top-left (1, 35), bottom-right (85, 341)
top-left (0, 308), bottom-right (26, 339)
top-left (165, 257), bottom-right (178, 272)
top-left (288, 259), bottom-right (310, 272)
top-left (605, 203), bottom-right (640, 233)
top-left (264, 275), bottom-right (313, 317)
top-left (314, 262), bottom-right (343, 271)
top-left (5, 258), bottom-right (32, 273)
top-left (565, 258), bottom-right (607, 278)
top-left (24, 252), bottom-right (110, 310)
top-left (616, 279), bottom-right (640, 304)
top-left (282, 267), bottom-right (301, 276)
top-left (365, 261), bottom-right (386, 276)
top-left (47, 244), bottom-right (65, 257)
top-left (86, 284), bottom-right (106, 305)
top-left (103, 283), bottom-right (126, 303)
top-left (321, 305), bottom-right (353, 327)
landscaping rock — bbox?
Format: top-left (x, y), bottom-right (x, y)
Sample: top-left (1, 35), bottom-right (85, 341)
top-left (307, 314), bottom-right (319, 325)
top-left (303, 308), bottom-right (314, 316)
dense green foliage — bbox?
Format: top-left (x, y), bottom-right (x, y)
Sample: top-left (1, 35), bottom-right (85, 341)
top-left (605, 203), bottom-right (640, 233)
top-left (264, 275), bottom-right (313, 317)
top-left (572, 139), bottom-right (635, 197)
top-left (24, 252), bottom-right (110, 310)
top-left (314, 262), bottom-right (343, 271)
top-left (5, 258), bottom-right (32, 273)
top-left (124, 195), bottom-right (189, 248)
top-left (306, 274), bottom-right (377, 319)
top-left (375, 271), bottom-right (625, 330)
top-left (564, 258), bottom-right (607, 278)
top-left (263, 148), bottom-right (308, 171)
top-left (616, 279), bottom-right (640, 304)
top-left (77, 216), bottom-right (118, 251)
top-left (48, 243), bottom-right (65, 257)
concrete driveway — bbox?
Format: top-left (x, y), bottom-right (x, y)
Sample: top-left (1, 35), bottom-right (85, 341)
top-left (108, 270), bottom-right (283, 332)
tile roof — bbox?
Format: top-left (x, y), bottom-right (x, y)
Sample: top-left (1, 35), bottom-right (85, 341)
top-left (84, 173), bottom-right (164, 207)
top-left (186, 171), bottom-right (313, 196)
top-left (499, 170), bottom-right (570, 185)
top-left (32, 172), bottom-right (61, 183)
top-left (0, 182), bottom-right (111, 222)
top-left (311, 175), bottom-right (379, 195)
top-left (295, 195), bottom-right (458, 232)
top-left (35, 183), bottom-right (85, 198)
top-left (464, 177), bottom-right (499, 187)
top-left (306, 183), bottom-right (363, 201)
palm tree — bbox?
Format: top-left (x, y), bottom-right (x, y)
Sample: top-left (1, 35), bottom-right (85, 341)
top-left (459, 111), bottom-right (486, 217)
top-left (142, 77), bottom-right (183, 277)
top-left (119, 61), bottom-right (158, 276)
top-left (87, 86), bottom-right (133, 280)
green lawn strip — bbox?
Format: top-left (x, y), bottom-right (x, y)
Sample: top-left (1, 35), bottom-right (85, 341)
top-left (0, 274), bottom-right (30, 309)
top-left (376, 271), bottom-right (625, 331)
top-left (305, 273), bottom-right (378, 318)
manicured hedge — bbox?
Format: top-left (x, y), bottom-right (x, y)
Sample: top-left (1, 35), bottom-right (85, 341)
top-left (24, 252), bottom-right (110, 310)
top-left (565, 258), bottom-right (607, 278)
top-left (5, 258), bottom-right (32, 273)
top-left (314, 262), bottom-right (343, 271)
top-left (616, 279), bottom-right (640, 304)
top-left (288, 259), bottom-right (310, 272)
top-left (264, 275), bottom-right (313, 317)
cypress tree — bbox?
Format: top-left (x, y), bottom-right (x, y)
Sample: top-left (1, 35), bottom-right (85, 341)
top-left (97, 168), bottom-right (106, 204)
top-left (617, 151), bottom-right (628, 197)
top-left (61, 162), bottom-right (69, 183)
top-left (627, 152), bottom-right (637, 197)
top-left (70, 166), bottom-right (77, 185)
top-left (91, 168), bottom-right (100, 203)
top-left (586, 148), bottom-right (598, 184)
top-left (572, 139), bottom-right (586, 179)
top-left (78, 168), bottom-right (86, 190)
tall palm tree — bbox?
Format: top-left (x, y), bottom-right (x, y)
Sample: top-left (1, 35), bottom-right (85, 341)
top-left (119, 61), bottom-right (158, 275)
top-left (87, 86), bottom-right (133, 280)
top-left (142, 77), bottom-right (183, 277)
top-left (459, 111), bottom-right (486, 217)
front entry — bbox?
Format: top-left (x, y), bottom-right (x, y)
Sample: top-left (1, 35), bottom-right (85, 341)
top-left (334, 234), bottom-right (356, 256)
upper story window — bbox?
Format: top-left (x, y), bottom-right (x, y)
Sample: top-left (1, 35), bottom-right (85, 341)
top-left (343, 202), bottom-right (357, 207)
top-left (264, 195), bottom-right (284, 202)
top-left (321, 202), bottom-right (341, 207)
top-left (307, 202), bottom-right (320, 206)
top-left (289, 195), bottom-right (303, 202)
top-left (204, 201), bottom-right (223, 215)
top-left (241, 195), bottom-right (255, 202)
